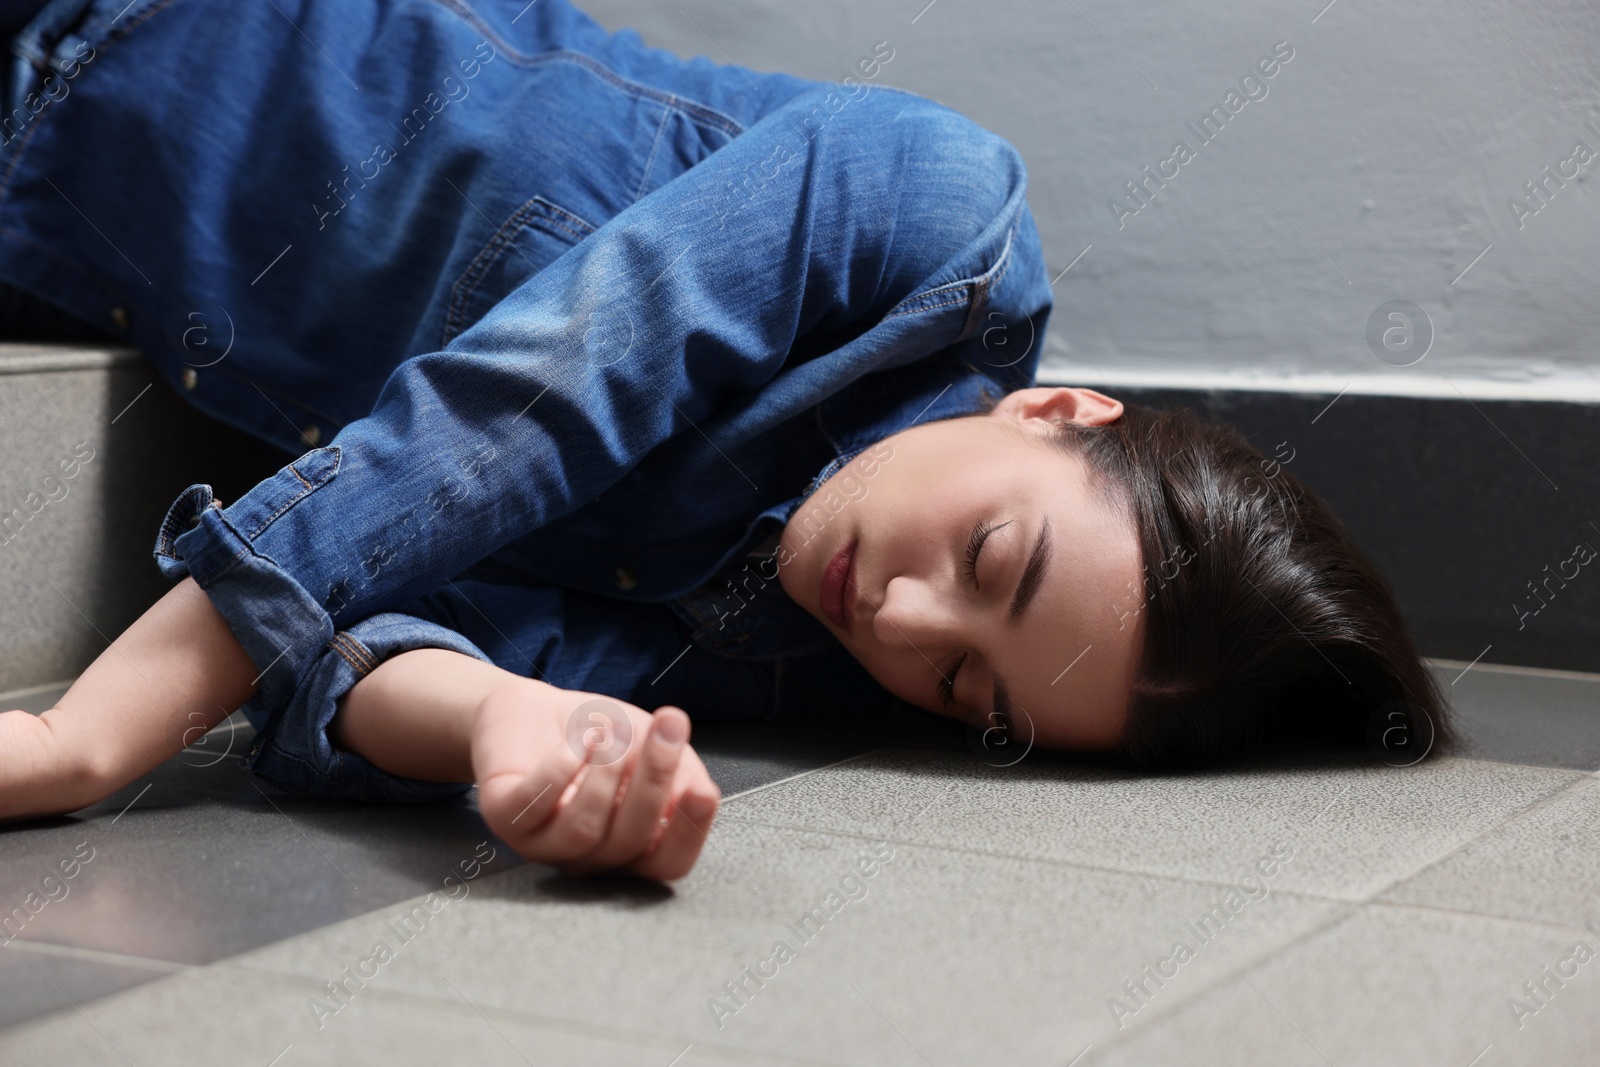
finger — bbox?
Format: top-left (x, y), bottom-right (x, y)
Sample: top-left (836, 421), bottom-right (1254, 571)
top-left (629, 753), bottom-right (721, 882)
top-left (581, 706), bottom-right (689, 869)
top-left (525, 721), bottom-right (639, 863)
top-left (473, 687), bottom-right (587, 845)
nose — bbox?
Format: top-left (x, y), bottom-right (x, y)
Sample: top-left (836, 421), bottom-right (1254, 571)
top-left (872, 574), bottom-right (960, 650)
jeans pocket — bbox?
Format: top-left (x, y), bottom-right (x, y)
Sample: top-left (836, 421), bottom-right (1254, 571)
top-left (442, 193), bottom-right (596, 347)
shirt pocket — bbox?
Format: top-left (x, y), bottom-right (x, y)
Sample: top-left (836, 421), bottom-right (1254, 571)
top-left (441, 193), bottom-right (597, 347)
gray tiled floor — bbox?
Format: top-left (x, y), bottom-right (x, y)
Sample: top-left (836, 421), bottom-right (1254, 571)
top-left (0, 681), bottom-right (900, 1031)
top-left (1, 660), bottom-right (1597, 1065)
top-left (1088, 904), bottom-right (1600, 1067)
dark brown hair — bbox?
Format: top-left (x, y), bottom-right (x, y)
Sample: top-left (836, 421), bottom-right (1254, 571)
top-left (1046, 401), bottom-right (1456, 770)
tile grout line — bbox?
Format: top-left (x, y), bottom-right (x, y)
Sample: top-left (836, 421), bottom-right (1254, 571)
top-left (1359, 772), bottom-right (1600, 906)
top-left (0, 938), bottom-right (190, 974)
top-left (714, 810), bottom-right (1600, 939)
top-left (1081, 878), bottom-right (1600, 1063)
top-left (1080, 773), bottom-right (1600, 1060)
top-left (1356, 895), bottom-right (1600, 938)
top-left (197, 962), bottom-right (839, 1067)
top-left (722, 749), bottom-right (1590, 852)
top-left (0, 947), bottom-right (825, 1065)
top-left (714, 813), bottom-right (1357, 901)
top-left (718, 744), bottom-right (893, 804)
top-left (1081, 899), bottom-right (1371, 1061)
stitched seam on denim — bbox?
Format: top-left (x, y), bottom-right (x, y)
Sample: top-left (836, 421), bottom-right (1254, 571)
top-left (887, 219), bottom-right (1019, 329)
top-left (203, 542), bottom-right (252, 580)
top-left (883, 292), bottom-right (969, 320)
top-left (165, 507), bottom-right (254, 581)
top-left (444, 194), bottom-right (595, 346)
top-left (538, 213), bottom-right (591, 240)
top-left (889, 275), bottom-right (972, 309)
top-left (331, 632), bottom-right (378, 677)
top-left (634, 105), bottom-right (672, 204)
top-left (326, 633), bottom-right (356, 673)
top-left (328, 635), bottom-right (366, 676)
top-left (105, 0), bottom-right (184, 43)
top-left (243, 480), bottom-right (320, 541)
top-left (341, 633), bottom-right (380, 675)
top-left (428, 0), bottom-right (747, 138)
top-left (0, 0), bottom-right (183, 199)
top-left (155, 487), bottom-right (207, 557)
top-left (960, 225), bottom-right (1017, 341)
top-left (287, 463), bottom-right (313, 491)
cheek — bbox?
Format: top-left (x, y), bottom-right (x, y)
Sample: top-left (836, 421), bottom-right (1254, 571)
top-left (848, 645), bottom-right (935, 711)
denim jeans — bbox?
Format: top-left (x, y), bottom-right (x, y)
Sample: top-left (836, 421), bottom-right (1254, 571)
top-left (1, 0), bottom-right (1053, 801)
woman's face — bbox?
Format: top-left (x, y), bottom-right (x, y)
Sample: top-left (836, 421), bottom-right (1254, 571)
top-left (777, 387), bottom-right (1146, 752)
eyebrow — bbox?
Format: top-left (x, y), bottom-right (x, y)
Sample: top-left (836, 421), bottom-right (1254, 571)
top-left (1007, 516), bottom-right (1053, 623)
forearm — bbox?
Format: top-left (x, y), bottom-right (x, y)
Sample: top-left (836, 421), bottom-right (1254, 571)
top-left (329, 647), bottom-right (534, 783)
top-left (0, 576), bottom-right (260, 820)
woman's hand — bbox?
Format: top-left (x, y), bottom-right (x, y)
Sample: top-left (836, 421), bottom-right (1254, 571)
top-left (470, 680), bottom-right (721, 881)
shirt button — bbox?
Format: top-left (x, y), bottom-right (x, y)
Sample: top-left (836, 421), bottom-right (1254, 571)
top-left (181, 367), bottom-right (199, 390)
top-left (613, 566), bottom-right (638, 591)
top-left (300, 424), bottom-right (322, 446)
top-left (110, 306), bottom-right (129, 330)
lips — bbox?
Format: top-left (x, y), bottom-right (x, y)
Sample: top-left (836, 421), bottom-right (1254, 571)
top-left (819, 538), bottom-right (858, 632)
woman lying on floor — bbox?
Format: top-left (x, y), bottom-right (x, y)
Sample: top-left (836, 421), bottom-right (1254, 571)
top-left (0, 0), bottom-right (1452, 879)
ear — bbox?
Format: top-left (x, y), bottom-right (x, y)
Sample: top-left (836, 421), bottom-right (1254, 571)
top-left (990, 386), bottom-right (1124, 428)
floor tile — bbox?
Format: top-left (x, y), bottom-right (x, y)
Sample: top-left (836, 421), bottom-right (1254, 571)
top-left (0, 943), bottom-right (180, 1032)
top-left (1378, 775), bottom-right (1600, 928)
top-left (1087, 903), bottom-right (1600, 1067)
top-left (719, 746), bottom-right (1582, 901)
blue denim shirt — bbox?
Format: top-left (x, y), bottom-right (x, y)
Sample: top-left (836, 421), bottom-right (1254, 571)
top-left (1, 0), bottom-right (1052, 800)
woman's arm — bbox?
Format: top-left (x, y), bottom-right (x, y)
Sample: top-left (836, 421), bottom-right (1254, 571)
top-left (0, 581), bottom-right (721, 879)
top-left (0, 576), bottom-right (259, 821)
top-left (331, 648), bottom-right (722, 880)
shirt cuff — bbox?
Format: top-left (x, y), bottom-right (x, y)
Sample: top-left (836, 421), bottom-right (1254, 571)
top-left (240, 610), bottom-right (488, 804)
top-left (151, 446), bottom-right (344, 717)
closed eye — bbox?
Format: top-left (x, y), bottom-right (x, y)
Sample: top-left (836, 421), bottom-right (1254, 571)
top-left (943, 517), bottom-right (1014, 710)
top-left (962, 518), bottom-right (1012, 589)
top-left (937, 652), bottom-right (965, 710)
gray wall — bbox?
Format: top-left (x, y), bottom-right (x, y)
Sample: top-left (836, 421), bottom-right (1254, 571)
top-left (0, 346), bottom-right (291, 693)
top-left (582, 0), bottom-right (1600, 399)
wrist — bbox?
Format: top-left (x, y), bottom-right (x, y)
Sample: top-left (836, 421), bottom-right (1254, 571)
top-left (333, 647), bottom-right (530, 783)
